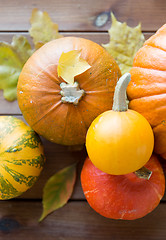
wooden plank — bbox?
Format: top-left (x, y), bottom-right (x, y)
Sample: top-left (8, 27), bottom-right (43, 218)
top-left (0, 0), bottom-right (165, 32)
top-left (0, 32), bottom-right (153, 45)
top-left (0, 201), bottom-right (166, 240)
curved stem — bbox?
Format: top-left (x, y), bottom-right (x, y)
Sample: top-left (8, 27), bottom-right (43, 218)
top-left (112, 73), bottom-right (131, 112)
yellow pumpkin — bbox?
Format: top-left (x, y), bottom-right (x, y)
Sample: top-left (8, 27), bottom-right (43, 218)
top-left (86, 73), bottom-right (154, 175)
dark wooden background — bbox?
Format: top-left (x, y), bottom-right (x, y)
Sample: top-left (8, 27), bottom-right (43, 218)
top-left (0, 0), bottom-right (166, 239)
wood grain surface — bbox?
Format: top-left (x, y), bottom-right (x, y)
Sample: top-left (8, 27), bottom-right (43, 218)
top-left (0, 0), bottom-right (165, 31)
top-left (0, 0), bottom-right (166, 239)
top-left (0, 201), bottom-right (166, 240)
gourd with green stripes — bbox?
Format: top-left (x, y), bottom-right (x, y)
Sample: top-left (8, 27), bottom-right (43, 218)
top-left (0, 116), bottom-right (45, 199)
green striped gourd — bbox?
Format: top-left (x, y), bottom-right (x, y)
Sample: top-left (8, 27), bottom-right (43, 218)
top-left (0, 116), bottom-right (45, 199)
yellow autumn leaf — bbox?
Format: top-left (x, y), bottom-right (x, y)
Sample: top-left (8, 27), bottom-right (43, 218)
top-left (58, 50), bottom-right (91, 85)
top-left (29, 8), bottom-right (63, 49)
top-left (0, 36), bottom-right (33, 101)
top-left (102, 13), bottom-right (145, 74)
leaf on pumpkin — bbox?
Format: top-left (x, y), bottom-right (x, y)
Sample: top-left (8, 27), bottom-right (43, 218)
top-left (29, 8), bottom-right (63, 49)
top-left (39, 163), bottom-right (77, 222)
top-left (102, 13), bottom-right (145, 74)
top-left (0, 35), bottom-right (33, 101)
top-left (58, 50), bottom-right (91, 85)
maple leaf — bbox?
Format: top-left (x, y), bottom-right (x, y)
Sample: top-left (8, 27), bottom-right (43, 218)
top-left (0, 36), bottom-right (33, 101)
top-left (29, 8), bottom-right (63, 49)
top-left (103, 13), bottom-right (145, 74)
top-left (58, 50), bottom-right (91, 85)
top-left (39, 163), bottom-right (77, 222)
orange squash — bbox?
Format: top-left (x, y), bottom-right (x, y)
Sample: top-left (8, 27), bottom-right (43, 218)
top-left (81, 155), bottom-right (165, 220)
top-left (17, 37), bottom-right (121, 145)
top-left (127, 24), bottom-right (166, 159)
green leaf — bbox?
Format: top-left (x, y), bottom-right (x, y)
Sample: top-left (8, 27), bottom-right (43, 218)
top-left (39, 163), bottom-right (77, 222)
top-left (102, 13), bottom-right (145, 74)
top-left (58, 50), bottom-right (91, 85)
top-left (0, 36), bottom-right (33, 101)
top-left (29, 8), bottom-right (63, 49)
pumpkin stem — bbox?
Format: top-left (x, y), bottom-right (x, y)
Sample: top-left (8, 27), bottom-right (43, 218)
top-left (135, 166), bottom-right (152, 180)
top-left (112, 73), bottom-right (131, 111)
top-left (60, 81), bottom-right (85, 105)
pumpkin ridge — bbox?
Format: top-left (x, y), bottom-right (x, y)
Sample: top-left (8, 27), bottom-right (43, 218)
top-left (1, 164), bottom-right (38, 188)
top-left (143, 158), bottom-right (165, 197)
top-left (0, 173), bottom-right (21, 199)
top-left (145, 42), bottom-right (166, 54)
top-left (18, 89), bottom-right (60, 94)
top-left (146, 177), bottom-right (164, 201)
top-left (86, 89), bottom-right (115, 94)
top-left (34, 63), bottom-right (61, 86)
top-left (128, 90), bottom-right (166, 100)
top-left (128, 67), bottom-right (166, 99)
top-left (2, 154), bottom-right (45, 168)
top-left (81, 98), bottom-right (106, 112)
top-left (31, 100), bottom-right (62, 128)
top-left (75, 105), bottom-right (89, 130)
top-left (79, 53), bottom-right (119, 89)
top-left (0, 164), bottom-right (30, 193)
top-left (129, 92), bottom-right (166, 101)
top-left (133, 65), bottom-right (166, 72)
top-left (8, 130), bottom-right (41, 150)
top-left (130, 66), bottom-right (166, 79)
top-left (129, 101), bottom-right (166, 128)
top-left (61, 104), bottom-right (70, 144)
top-left (133, 45), bottom-right (166, 71)
top-left (18, 74), bottom-right (60, 91)
top-left (80, 68), bottom-right (118, 90)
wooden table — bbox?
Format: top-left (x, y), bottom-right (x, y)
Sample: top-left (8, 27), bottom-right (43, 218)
top-left (0, 1), bottom-right (166, 239)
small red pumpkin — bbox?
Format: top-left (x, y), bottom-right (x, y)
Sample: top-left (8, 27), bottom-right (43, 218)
top-left (81, 155), bottom-right (165, 220)
top-left (17, 37), bottom-right (121, 145)
top-left (127, 24), bottom-right (166, 159)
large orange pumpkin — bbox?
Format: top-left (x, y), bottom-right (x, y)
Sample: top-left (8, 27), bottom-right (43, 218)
top-left (127, 24), bottom-right (166, 159)
top-left (17, 37), bottom-right (121, 145)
